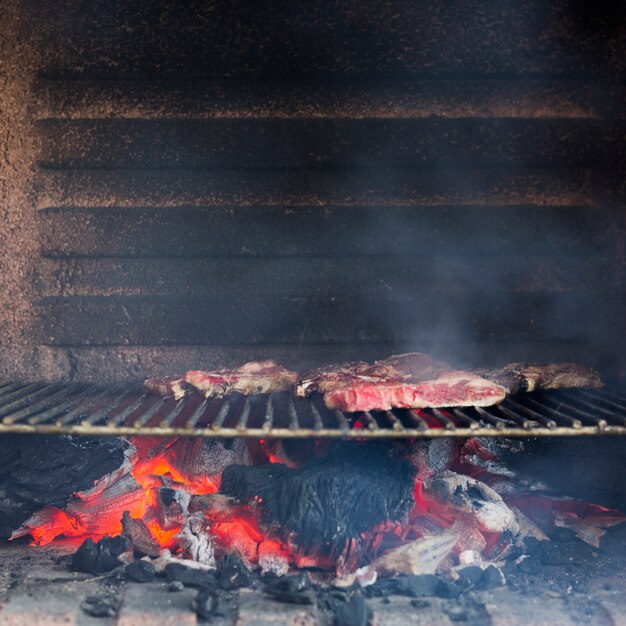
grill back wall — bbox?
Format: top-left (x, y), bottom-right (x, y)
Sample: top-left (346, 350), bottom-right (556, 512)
top-left (1, 1), bottom-right (625, 382)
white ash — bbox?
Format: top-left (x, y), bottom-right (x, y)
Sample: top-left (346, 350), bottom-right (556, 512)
top-left (372, 532), bottom-right (458, 577)
top-left (258, 541), bottom-right (290, 577)
top-left (406, 439), bottom-right (456, 479)
top-left (176, 512), bottom-right (217, 568)
top-left (152, 548), bottom-right (215, 574)
top-left (423, 471), bottom-right (520, 535)
top-left (73, 441), bottom-right (137, 500)
top-left (334, 565), bottom-right (377, 589)
top-left (164, 438), bottom-right (251, 483)
top-left (156, 487), bottom-right (191, 530)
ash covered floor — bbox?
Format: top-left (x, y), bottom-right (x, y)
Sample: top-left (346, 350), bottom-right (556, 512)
top-left (1, 532), bottom-right (625, 626)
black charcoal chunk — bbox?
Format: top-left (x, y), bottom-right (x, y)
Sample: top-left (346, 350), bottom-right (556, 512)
top-left (401, 575), bottom-right (442, 597)
top-left (0, 436), bottom-right (131, 538)
top-left (539, 543), bottom-right (569, 566)
top-left (549, 527), bottom-right (576, 543)
top-left (522, 538), bottom-right (544, 555)
top-left (435, 579), bottom-right (460, 599)
top-left (164, 562), bottom-right (218, 588)
top-left (264, 573), bottom-right (315, 604)
top-left (367, 574), bottom-right (445, 598)
top-left (167, 581), bottom-right (185, 592)
top-left (518, 555), bottom-right (541, 575)
top-left (218, 552), bottom-right (252, 590)
top-left (600, 522), bottom-right (626, 557)
top-left (125, 560), bottom-right (155, 583)
top-left (481, 565), bottom-right (506, 589)
top-left (193, 588), bottom-right (236, 621)
top-left (221, 442), bottom-right (414, 554)
top-left (330, 594), bottom-right (369, 626)
top-left (72, 536), bottom-right (129, 574)
top-left (456, 566), bottom-right (484, 588)
top-left (81, 596), bottom-right (116, 618)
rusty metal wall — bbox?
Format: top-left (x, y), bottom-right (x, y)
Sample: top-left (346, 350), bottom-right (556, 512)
top-left (2, 1), bottom-right (626, 381)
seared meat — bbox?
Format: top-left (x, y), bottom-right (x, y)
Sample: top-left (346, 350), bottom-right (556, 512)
top-left (144, 376), bottom-right (187, 400)
top-left (296, 353), bottom-right (448, 397)
top-left (298, 353), bottom-right (506, 412)
top-left (184, 360), bottom-right (299, 398)
top-left (483, 362), bottom-right (603, 394)
top-left (324, 369), bottom-right (507, 412)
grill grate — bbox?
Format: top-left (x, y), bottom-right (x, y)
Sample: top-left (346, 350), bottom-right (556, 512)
top-left (0, 382), bottom-right (625, 438)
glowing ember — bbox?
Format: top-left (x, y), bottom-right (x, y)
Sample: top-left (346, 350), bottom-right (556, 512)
top-left (11, 437), bottom-right (626, 577)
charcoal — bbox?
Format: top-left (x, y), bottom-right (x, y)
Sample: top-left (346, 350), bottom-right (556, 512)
top-left (218, 552), bottom-right (252, 590)
top-left (0, 435), bottom-right (130, 537)
top-left (329, 594), bottom-right (369, 626)
top-left (368, 574), bottom-right (443, 598)
top-left (522, 537), bottom-right (544, 555)
top-left (549, 527), bottom-right (577, 543)
top-left (72, 536), bottom-right (129, 574)
top-left (156, 486), bottom-right (190, 530)
top-left (263, 573), bottom-right (315, 604)
top-left (221, 442), bottom-right (414, 554)
top-left (456, 566), bottom-right (484, 588)
top-left (538, 542), bottom-right (570, 566)
top-left (81, 596), bottom-right (116, 618)
top-left (125, 560), bottom-right (156, 583)
top-left (193, 588), bottom-right (235, 621)
top-left (435, 579), bottom-right (461, 599)
top-left (518, 555), bottom-right (541, 575)
top-left (121, 511), bottom-right (161, 558)
top-left (600, 522), bottom-right (626, 556)
top-left (167, 581), bottom-right (185, 592)
top-left (164, 562), bottom-right (218, 588)
top-left (481, 565), bottom-right (506, 589)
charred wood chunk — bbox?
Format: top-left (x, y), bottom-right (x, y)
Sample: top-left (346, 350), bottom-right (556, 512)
top-left (220, 442), bottom-right (414, 555)
top-left (0, 435), bottom-right (130, 538)
top-left (72, 535), bottom-right (129, 574)
top-left (125, 560), bottom-right (156, 583)
top-left (164, 562), bottom-right (218, 589)
top-left (263, 573), bottom-right (315, 605)
top-left (218, 552), bottom-right (253, 590)
top-left (121, 511), bottom-right (161, 558)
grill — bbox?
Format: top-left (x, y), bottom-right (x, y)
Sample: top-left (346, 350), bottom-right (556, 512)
top-left (0, 382), bottom-right (624, 438)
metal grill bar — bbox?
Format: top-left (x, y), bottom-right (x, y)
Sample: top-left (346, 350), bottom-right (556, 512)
top-left (0, 382), bottom-right (624, 438)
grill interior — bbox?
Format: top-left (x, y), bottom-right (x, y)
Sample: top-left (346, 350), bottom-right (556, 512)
top-left (0, 383), bottom-right (624, 438)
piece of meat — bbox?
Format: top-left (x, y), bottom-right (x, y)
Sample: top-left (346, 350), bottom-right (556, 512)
top-left (144, 376), bottom-right (187, 400)
top-left (298, 353), bottom-right (506, 411)
top-left (483, 362), bottom-right (603, 394)
top-left (324, 369), bottom-right (507, 412)
top-left (185, 360), bottom-right (299, 398)
top-left (296, 352), bottom-right (448, 397)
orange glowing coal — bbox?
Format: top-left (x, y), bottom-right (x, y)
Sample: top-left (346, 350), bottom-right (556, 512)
top-left (13, 438), bottom-right (626, 576)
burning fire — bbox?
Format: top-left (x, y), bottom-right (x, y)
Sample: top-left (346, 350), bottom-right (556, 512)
top-left (10, 436), bottom-right (626, 577)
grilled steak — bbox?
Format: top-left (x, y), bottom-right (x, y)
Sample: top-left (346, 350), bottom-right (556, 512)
top-left (483, 362), bottom-right (603, 394)
top-left (298, 353), bottom-right (506, 412)
top-left (296, 353), bottom-right (448, 397)
top-left (324, 370), bottom-right (506, 412)
top-left (144, 376), bottom-right (187, 400)
top-left (184, 360), bottom-right (299, 398)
